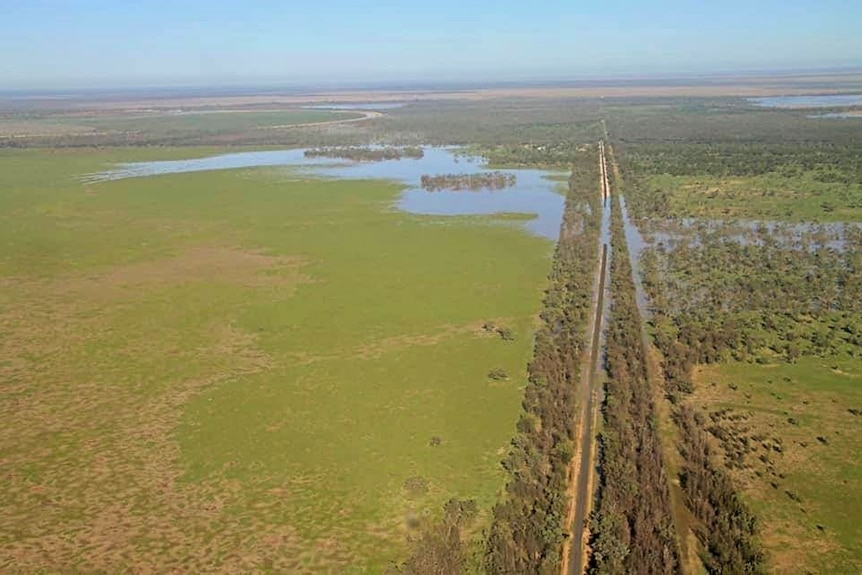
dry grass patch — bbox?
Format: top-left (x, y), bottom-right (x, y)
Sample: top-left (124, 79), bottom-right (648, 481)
top-left (0, 246), bottom-right (330, 572)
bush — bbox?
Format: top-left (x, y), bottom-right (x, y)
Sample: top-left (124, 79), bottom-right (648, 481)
top-left (496, 327), bottom-right (515, 341)
top-left (487, 368), bottom-right (509, 381)
top-left (404, 476), bottom-right (429, 496)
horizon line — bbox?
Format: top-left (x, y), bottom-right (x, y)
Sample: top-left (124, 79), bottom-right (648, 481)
top-left (3, 66), bottom-right (862, 96)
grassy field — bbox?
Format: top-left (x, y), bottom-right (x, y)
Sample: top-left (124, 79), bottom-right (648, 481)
top-left (691, 358), bottom-right (862, 574)
top-left (0, 109), bottom-right (361, 138)
top-left (647, 172), bottom-right (862, 221)
top-left (0, 148), bottom-right (552, 572)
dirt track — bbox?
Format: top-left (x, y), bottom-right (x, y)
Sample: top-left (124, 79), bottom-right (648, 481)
top-left (560, 143), bottom-right (611, 575)
top-left (259, 110), bottom-right (382, 129)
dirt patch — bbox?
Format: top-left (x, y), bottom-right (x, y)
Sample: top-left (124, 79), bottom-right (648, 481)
top-left (279, 319), bottom-right (514, 367)
top-left (76, 246), bottom-right (308, 295)
top-left (761, 520), bottom-right (842, 574)
top-left (351, 319), bottom-right (508, 360)
top-left (0, 245), bottom-right (309, 390)
top-left (0, 121), bottom-right (100, 137)
top-left (2, 246), bottom-right (310, 306)
top-left (0, 320), bottom-right (292, 571)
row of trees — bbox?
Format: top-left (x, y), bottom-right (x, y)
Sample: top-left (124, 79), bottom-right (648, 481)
top-left (398, 145), bottom-right (602, 575)
top-left (482, 146), bottom-right (601, 574)
top-left (616, 160), bottom-right (785, 573)
top-left (605, 102), bottom-right (862, 573)
top-left (588, 180), bottom-right (681, 574)
top-left (673, 406), bottom-right (765, 574)
top-left (635, 225), bottom-right (862, 573)
top-left (626, 142), bottom-right (862, 184)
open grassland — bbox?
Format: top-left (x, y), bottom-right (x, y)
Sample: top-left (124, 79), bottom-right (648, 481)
top-left (0, 109), bottom-right (361, 139)
top-left (645, 172), bottom-right (862, 221)
top-left (56, 110), bottom-right (362, 132)
top-left (692, 359), bottom-right (862, 574)
top-left (0, 148), bottom-right (552, 572)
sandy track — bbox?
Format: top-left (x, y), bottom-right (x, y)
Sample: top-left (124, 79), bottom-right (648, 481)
top-left (259, 110), bottom-right (381, 129)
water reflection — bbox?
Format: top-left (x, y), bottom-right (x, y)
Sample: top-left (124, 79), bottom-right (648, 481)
top-left (749, 94), bottom-right (862, 108)
top-left (619, 196), bottom-right (650, 314)
top-left (639, 217), bottom-right (861, 253)
top-left (808, 112), bottom-right (862, 119)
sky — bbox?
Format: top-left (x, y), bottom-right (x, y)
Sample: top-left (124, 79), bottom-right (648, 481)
top-left (1, 0), bottom-right (860, 89)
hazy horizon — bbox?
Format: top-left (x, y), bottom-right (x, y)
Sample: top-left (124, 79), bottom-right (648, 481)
top-left (2, 0), bottom-right (861, 90)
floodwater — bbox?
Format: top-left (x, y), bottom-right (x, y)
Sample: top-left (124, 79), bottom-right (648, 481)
top-left (749, 94), bottom-right (862, 108)
top-left (619, 196), bottom-right (651, 314)
top-left (808, 112), bottom-right (862, 119)
top-left (86, 147), bottom-right (566, 241)
top-left (642, 217), bottom-right (862, 252)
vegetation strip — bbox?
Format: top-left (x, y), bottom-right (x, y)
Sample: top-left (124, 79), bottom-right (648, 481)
top-left (481, 146), bottom-right (601, 574)
top-left (588, 169), bottom-right (681, 574)
top-left (616, 146), bottom-right (769, 573)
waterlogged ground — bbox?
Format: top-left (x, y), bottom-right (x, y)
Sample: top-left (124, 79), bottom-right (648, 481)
top-left (89, 146), bottom-right (567, 240)
top-left (0, 146), bottom-right (556, 572)
top-left (749, 94), bottom-right (862, 108)
top-left (623, 183), bottom-right (862, 574)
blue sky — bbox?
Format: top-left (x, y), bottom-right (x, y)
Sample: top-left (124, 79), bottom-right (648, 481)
top-left (1, 0), bottom-right (860, 88)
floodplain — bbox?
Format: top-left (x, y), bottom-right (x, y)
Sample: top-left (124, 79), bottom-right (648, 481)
top-left (0, 145), bottom-right (560, 572)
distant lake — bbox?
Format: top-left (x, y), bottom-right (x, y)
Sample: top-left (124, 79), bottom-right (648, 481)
top-left (85, 147), bottom-right (566, 241)
top-left (808, 112), bottom-right (862, 119)
top-left (749, 94), bottom-right (862, 108)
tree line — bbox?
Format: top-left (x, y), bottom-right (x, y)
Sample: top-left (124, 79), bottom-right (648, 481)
top-left (483, 145), bottom-right (601, 574)
top-left (626, 142), bottom-right (862, 185)
top-left (588, 174), bottom-right (681, 575)
top-left (397, 145), bottom-right (602, 574)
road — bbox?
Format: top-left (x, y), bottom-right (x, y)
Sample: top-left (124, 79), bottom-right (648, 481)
top-left (561, 142), bottom-right (611, 575)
